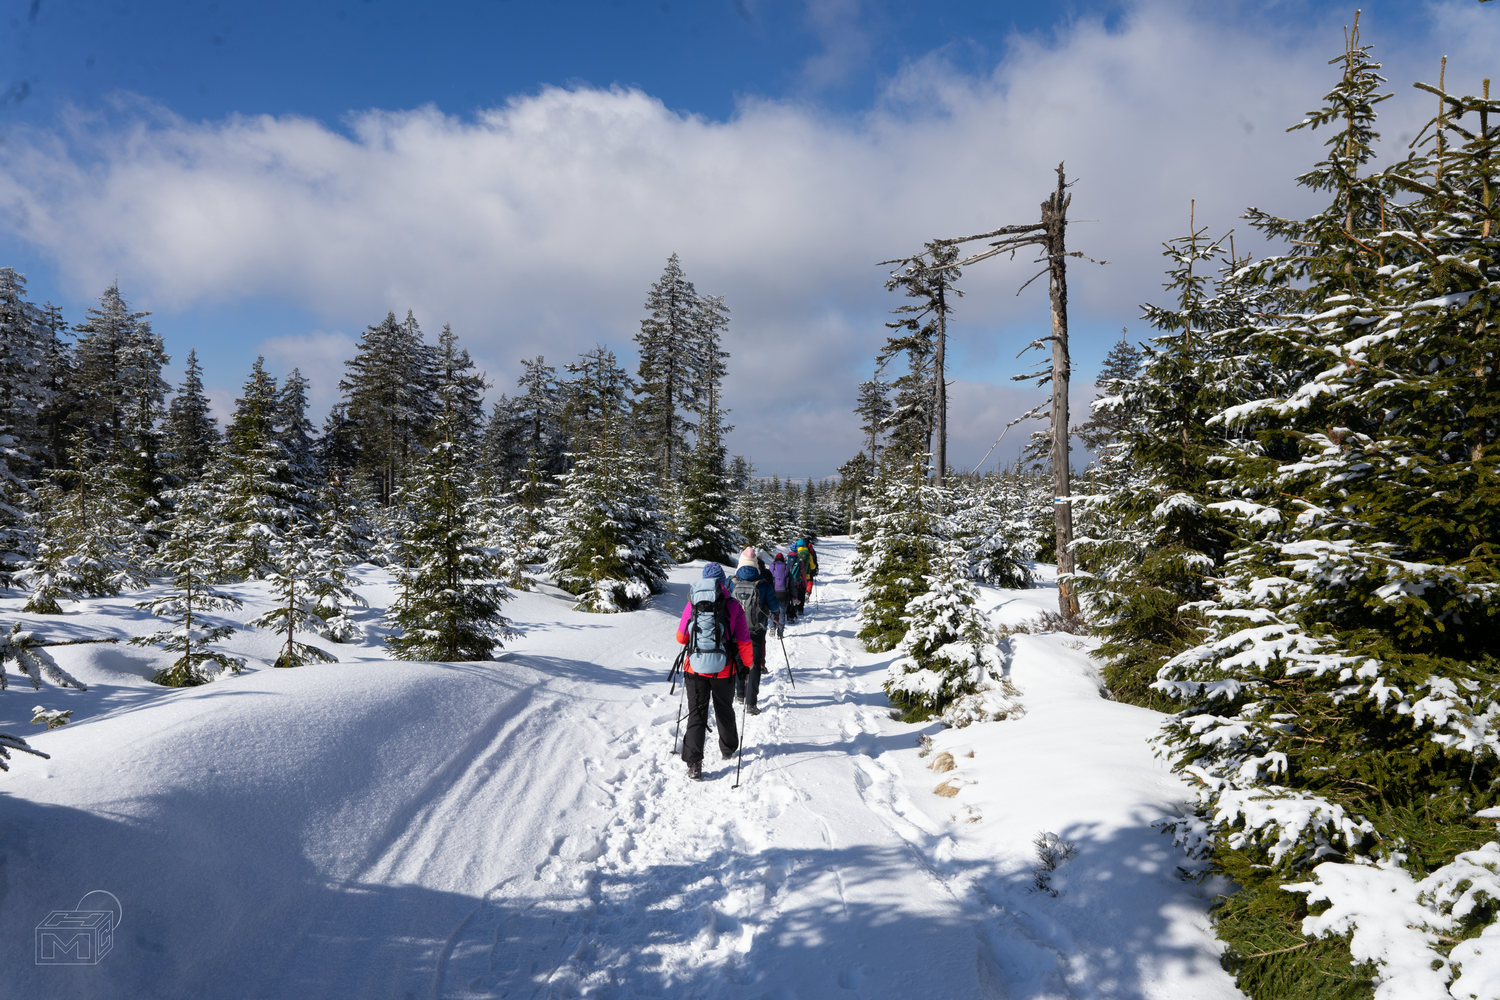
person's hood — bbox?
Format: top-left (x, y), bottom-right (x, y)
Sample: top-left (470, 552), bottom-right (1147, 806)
top-left (735, 566), bottom-right (759, 581)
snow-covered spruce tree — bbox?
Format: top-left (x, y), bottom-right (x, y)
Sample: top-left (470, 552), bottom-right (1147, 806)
top-left (1154, 39), bottom-right (1500, 998)
top-left (339, 310), bottom-right (437, 503)
top-left (673, 293), bottom-right (741, 563)
top-left (948, 473), bottom-right (1034, 588)
top-left (1073, 225), bottom-right (1269, 708)
top-left (164, 349), bottom-right (220, 482)
top-left (885, 539), bottom-right (1018, 725)
top-left (131, 478), bottom-right (244, 686)
top-left (545, 448), bottom-right (672, 613)
top-left (546, 346), bottom-right (671, 613)
top-left (386, 415), bottom-right (514, 661)
top-left (634, 254), bottom-right (701, 482)
top-left (251, 516), bottom-right (339, 668)
top-left (307, 482), bottom-right (371, 641)
top-left (20, 434), bottom-right (149, 613)
top-left (852, 455), bottom-right (944, 652)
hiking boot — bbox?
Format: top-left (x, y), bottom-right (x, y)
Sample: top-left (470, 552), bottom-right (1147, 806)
top-left (747, 705), bottom-right (761, 716)
top-left (687, 761), bottom-right (702, 780)
top-left (722, 747), bottom-right (737, 760)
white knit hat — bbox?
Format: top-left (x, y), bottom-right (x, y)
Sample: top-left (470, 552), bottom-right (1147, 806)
top-left (738, 546), bottom-right (757, 568)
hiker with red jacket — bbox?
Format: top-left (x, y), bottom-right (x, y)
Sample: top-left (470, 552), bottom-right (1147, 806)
top-left (677, 562), bottom-right (755, 780)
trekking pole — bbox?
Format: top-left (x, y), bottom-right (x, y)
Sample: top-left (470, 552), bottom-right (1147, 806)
top-left (667, 649), bottom-right (685, 694)
top-left (733, 667), bottom-right (749, 789)
top-left (671, 681), bottom-right (686, 754)
top-left (778, 628), bottom-right (796, 688)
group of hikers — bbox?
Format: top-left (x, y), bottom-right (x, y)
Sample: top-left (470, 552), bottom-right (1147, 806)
top-left (673, 538), bottom-right (819, 780)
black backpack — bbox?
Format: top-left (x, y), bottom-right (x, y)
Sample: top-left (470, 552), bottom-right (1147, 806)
top-left (731, 576), bottom-right (765, 633)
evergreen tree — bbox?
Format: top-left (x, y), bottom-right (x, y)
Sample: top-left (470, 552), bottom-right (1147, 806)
top-left (430, 323), bottom-right (488, 447)
top-left (35, 302), bottom-right (78, 472)
top-left (672, 291), bottom-right (739, 562)
top-left (20, 434), bottom-right (148, 612)
top-left (71, 283), bottom-right (168, 460)
top-left (885, 538), bottom-right (1015, 725)
top-left (164, 349), bottom-right (220, 481)
top-left (634, 254), bottom-right (700, 481)
top-left (883, 243), bottom-right (962, 482)
top-left (1152, 34), bottom-right (1500, 997)
top-left (310, 482), bottom-right (373, 641)
top-left (251, 515), bottom-right (340, 668)
top-left (1078, 225), bottom-right (1260, 707)
top-left (227, 356), bottom-right (279, 457)
top-left (387, 416), bottom-right (514, 661)
top-left (852, 456), bottom-right (944, 652)
top-left (131, 478), bottom-right (243, 686)
top-left (339, 310), bottom-right (436, 503)
top-left (544, 448), bottom-right (672, 613)
top-left (276, 368), bottom-right (318, 488)
top-left (1075, 333), bottom-right (1142, 459)
top-left (316, 404), bottom-right (362, 487)
top-left (0, 267), bottom-right (50, 482)
top-left (854, 370), bottom-right (893, 467)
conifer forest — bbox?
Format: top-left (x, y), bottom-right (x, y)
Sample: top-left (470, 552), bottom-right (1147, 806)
top-left (3, 10), bottom-right (1500, 1000)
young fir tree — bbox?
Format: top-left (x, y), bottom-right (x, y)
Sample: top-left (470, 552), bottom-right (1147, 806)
top-left (132, 478), bottom-right (244, 686)
top-left (1153, 33), bottom-right (1500, 998)
top-left (546, 346), bottom-right (671, 612)
top-left (387, 412), bottom-right (515, 661)
top-left (948, 474), bottom-right (1034, 588)
top-left (276, 368), bottom-right (319, 490)
top-left (20, 433), bottom-right (149, 612)
top-left (251, 515), bottom-right (339, 668)
top-left (852, 455), bottom-right (944, 652)
top-left (1076, 224), bottom-right (1257, 708)
top-left (885, 538), bottom-right (1016, 725)
top-left (164, 349), bottom-right (220, 482)
top-left (0, 267), bottom-right (50, 483)
top-left (309, 481), bottom-right (373, 641)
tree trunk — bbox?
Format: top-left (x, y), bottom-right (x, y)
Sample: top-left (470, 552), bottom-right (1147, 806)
top-left (934, 281), bottom-right (947, 489)
top-left (1044, 163), bottom-right (1080, 618)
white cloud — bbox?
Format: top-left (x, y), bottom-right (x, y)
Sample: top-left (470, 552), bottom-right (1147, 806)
top-left (0, 1), bottom-right (1491, 477)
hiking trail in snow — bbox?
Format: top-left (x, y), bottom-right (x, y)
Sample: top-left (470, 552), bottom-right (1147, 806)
top-left (0, 537), bottom-right (1241, 1000)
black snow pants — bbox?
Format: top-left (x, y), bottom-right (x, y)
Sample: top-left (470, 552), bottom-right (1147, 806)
top-left (734, 631), bottom-right (767, 707)
top-left (682, 671), bottom-right (739, 765)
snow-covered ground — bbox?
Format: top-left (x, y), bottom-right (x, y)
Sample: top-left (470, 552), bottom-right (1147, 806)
top-left (0, 537), bottom-right (1243, 999)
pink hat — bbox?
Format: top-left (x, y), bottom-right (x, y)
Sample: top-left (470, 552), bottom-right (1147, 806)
top-left (738, 546), bottom-right (758, 568)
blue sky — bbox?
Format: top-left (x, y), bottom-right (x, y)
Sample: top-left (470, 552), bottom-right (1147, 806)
top-left (1, 1), bottom-right (1495, 477)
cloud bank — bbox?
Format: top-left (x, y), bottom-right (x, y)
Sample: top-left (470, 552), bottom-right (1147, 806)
top-left (0, 2), bottom-right (1490, 477)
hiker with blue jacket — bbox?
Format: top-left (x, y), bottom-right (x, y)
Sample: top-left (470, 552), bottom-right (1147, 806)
top-left (731, 547), bottom-right (779, 715)
top-left (676, 562), bottom-right (755, 780)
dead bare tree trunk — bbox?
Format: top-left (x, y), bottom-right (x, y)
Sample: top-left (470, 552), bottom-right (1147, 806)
top-left (1043, 164), bottom-right (1079, 618)
top-left (934, 281), bottom-right (947, 489)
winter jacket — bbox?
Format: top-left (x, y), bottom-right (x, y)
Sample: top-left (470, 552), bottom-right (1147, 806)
top-left (770, 557), bottom-right (790, 593)
top-left (802, 542), bottom-right (818, 576)
top-left (797, 544), bottom-right (816, 579)
top-left (731, 564), bottom-right (779, 631)
top-left (757, 567), bottom-right (781, 618)
top-left (677, 581), bottom-right (755, 678)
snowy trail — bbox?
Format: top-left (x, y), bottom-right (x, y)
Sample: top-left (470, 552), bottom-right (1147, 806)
top-left (0, 538), bottom-right (1242, 999)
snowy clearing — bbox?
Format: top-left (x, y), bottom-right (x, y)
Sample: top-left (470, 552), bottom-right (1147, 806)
top-left (0, 536), bottom-right (1241, 999)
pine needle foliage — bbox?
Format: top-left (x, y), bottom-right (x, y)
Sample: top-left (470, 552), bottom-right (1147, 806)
top-left (132, 479), bottom-right (244, 687)
top-left (386, 422), bottom-right (514, 662)
top-left (1150, 31), bottom-right (1500, 998)
top-left (852, 455), bottom-right (943, 653)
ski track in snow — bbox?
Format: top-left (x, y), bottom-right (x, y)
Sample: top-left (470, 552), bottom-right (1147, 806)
top-left (0, 539), bottom-right (1242, 1000)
